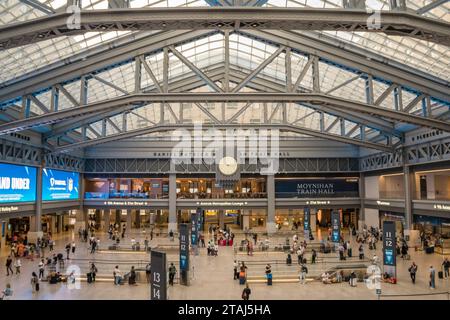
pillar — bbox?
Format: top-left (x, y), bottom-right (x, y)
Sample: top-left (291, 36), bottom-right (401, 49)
top-left (358, 171), bottom-right (365, 231)
top-left (57, 214), bottom-right (64, 233)
top-left (219, 210), bottom-right (225, 229)
top-left (243, 210), bottom-right (250, 230)
top-left (126, 209), bottom-right (133, 230)
top-left (104, 209), bottom-right (111, 232)
top-left (266, 174), bottom-right (276, 233)
top-left (136, 210), bottom-right (142, 229)
top-left (115, 209), bottom-right (121, 226)
top-left (0, 219), bottom-right (7, 250)
top-left (35, 166), bottom-right (43, 232)
top-left (310, 208), bottom-right (317, 233)
top-left (403, 164), bottom-right (413, 233)
top-left (168, 170), bottom-right (177, 232)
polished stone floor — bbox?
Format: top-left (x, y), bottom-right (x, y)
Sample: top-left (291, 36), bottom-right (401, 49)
top-left (1, 228), bottom-right (449, 300)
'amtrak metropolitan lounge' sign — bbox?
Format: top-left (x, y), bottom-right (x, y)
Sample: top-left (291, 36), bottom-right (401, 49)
top-left (275, 179), bottom-right (359, 198)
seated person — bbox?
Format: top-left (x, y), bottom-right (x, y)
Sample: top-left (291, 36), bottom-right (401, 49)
top-left (321, 272), bottom-right (332, 284)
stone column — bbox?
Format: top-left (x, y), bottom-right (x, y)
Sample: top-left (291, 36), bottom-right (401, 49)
top-left (242, 210), bottom-right (250, 230)
top-left (358, 171), bottom-right (365, 231)
top-left (0, 220), bottom-right (7, 250)
top-left (115, 210), bottom-right (121, 226)
top-left (403, 164), bottom-right (414, 234)
top-left (104, 209), bottom-right (111, 232)
top-left (35, 166), bottom-right (43, 232)
top-left (219, 210), bottom-right (225, 229)
top-left (266, 174), bottom-right (276, 234)
top-left (168, 170), bottom-right (177, 232)
top-left (310, 208), bottom-right (317, 234)
top-left (57, 213), bottom-right (64, 233)
top-left (136, 210), bottom-right (142, 229)
top-left (127, 209), bottom-right (133, 230)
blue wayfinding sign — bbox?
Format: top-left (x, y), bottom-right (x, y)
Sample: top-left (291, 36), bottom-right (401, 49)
top-left (0, 163), bottom-right (37, 204)
top-left (304, 207), bottom-right (310, 231)
top-left (191, 212), bottom-right (198, 246)
top-left (383, 221), bottom-right (396, 266)
top-left (331, 210), bottom-right (340, 243)
top-left (180, 224), bottom-right (189, 272)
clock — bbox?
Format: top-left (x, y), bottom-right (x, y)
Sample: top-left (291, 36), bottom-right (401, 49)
top-left (218, 156), bottom-right (238, 176)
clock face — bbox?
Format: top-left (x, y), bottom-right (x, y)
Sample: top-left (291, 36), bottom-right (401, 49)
top-left (218, 156), bottom-right (238, 176)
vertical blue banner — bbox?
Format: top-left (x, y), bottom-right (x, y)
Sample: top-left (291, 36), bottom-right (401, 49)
top-left (196, 207), bottom-right (203, 232)
top-left (304, 207), bottom-right (310, 231)
top-left (383, 221), bottom-right (396, 266)
top-left (331, 210), bottom-right (340, 243)
top-left (191, 213), bottom-right (198, 246)
top-left (179, 224), bottom-right (189, 272)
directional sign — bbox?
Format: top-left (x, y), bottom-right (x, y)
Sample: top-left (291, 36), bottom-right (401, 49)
top-left (383, 221), bottom-right (396, 279)
top-left (331, 210), bottom-right (340, 243)
top-left (150, 250), bottom-right (167, 300)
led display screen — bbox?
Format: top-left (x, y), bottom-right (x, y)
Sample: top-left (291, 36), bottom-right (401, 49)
top-left (42, 168), bottom-right (79, 201)
top-left (0, 163), bottom-right (37, 203)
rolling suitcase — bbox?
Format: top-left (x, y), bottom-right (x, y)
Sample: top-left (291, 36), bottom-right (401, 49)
top-left (438, 271), bottom-right (444, 279)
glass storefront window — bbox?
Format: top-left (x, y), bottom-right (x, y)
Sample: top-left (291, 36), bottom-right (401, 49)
top-left (85, 178), bottom-right (169, 199)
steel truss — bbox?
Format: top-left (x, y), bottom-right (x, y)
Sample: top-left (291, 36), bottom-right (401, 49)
top-left (0, 8), bottom-right (449, 50)
top-left (0, 29), bottom-right (449, 156)
top-left (84, 157), bottom-right (359, 174)
top-left (360, 136), bottom-right (450, 171)
top-left (0, 138), bottom-right (84, 171)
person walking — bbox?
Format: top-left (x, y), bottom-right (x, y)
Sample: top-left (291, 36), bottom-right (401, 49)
top-left (14, 258), bottom-right (21, 275)
top-left (442, 258), bottom-right (450, 279)
top-left (169, 263), bottom-right (177, 286)
top-left (128, 266), bottom-right (137, 285)
top-left (358, 244), bottom-right (364, 260)
top-left (408, 262), bottom-right (418, 284)
top-left (144, 237), bottom-right (149, 252)
top-left (113, 266), bottom-right (122, 285)
top-left (31, 272), bottom-right (39, 294)
top-left (49, 239), bottom-right (54, 251)
top-left (299, 264), bottom-right (308, 284)
top-left (429, 265), bottom-right (436, 289)
top-left (233, 260), bottom-right (238, 280)
top-left (242, 283), bottom-right (251, 300)
top-left (38, 259), bottom-right (45, 280)
top-left (71, 241), bottom-right (76, 255)
top-left (90, 239), bottom-right (97, 254)
top-left (5, 256), bottom-right (13, 276)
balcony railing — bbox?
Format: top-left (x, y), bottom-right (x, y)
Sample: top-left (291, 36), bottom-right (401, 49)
top-left (84, 192), bottom-right (168, 200)
top-left (176, 192), bottom-right (267, 199)
top-left (378, 191), bottom-right (405, 199)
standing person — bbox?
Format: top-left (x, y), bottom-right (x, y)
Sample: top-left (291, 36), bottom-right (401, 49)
top-left (90, 239), bottom-right (97, 254)
top-left (5, 256), bottom-right (13, 276)
top-left (31, 272), bottom-right (39, 294)
top-left (90, 263), bottom-right (98, 282)
top-left (113, 266), bottom-right (122, 285)
top-left (242, 283), bottom-right (251, 300)
top-left (169, 230), bottom-right (174, 242)
top-left (311, 249), bottom-right (317, 264)
top-left (49, 239), bottom-right (54, 251)
top-left (14, 258), bottom-right (21, 275)
top-left (38, 259), bottom-right (45, 280)
top-left (233, 260), bottom-right (238, 280)
top-left (71, 241), bottom-right (76, 255)
top-left (358, 244), bottom-right (364, 260)
top-left (429, 266), bottom-right (436, 289)
top-left (150, 228), bottom-right (154, 241)
top-left (408, 262), bottom-right (418, 284)
top-left (168, 263), bottom-right (177, 286)
top-left (299, 264), bottom-right (308, 284)
top-left (128, 266), bottom-right (137, 285)
top-left (65, 243), bottom-right (71, 260)
top-left (442, 258), bottom-right (450, 279)
top-left (144, 237), bottom-right (149, 252)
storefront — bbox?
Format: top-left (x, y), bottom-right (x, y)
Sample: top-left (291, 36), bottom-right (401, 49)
top-left (379, 211), bottom-right (405, 236)
top-left (413, 214), bottom-right (450, 254)
top-left (275, 208), bottom-right (304, 230)
top-left (316, 208), bottom-right (358, 229)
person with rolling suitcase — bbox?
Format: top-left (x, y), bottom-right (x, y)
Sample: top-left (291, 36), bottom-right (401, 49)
top-left (87, 272), bottom-right (93, 284)
top-left (442, 258), bottom-right (450, 279)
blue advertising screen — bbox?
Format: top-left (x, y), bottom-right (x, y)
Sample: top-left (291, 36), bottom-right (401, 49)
top-left (0, 163), bottom-right (37, 203)
top-left (42, 168), bottom-right (79, 201)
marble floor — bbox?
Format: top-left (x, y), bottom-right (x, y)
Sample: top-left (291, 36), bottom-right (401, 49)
top-left (1, 229), bottom-right (449, 300)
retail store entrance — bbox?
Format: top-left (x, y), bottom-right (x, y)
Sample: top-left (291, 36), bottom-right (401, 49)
top-left (178, 209), bottom-right (243, 232)
top-left (317, 208), bottom-right (359, 230)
